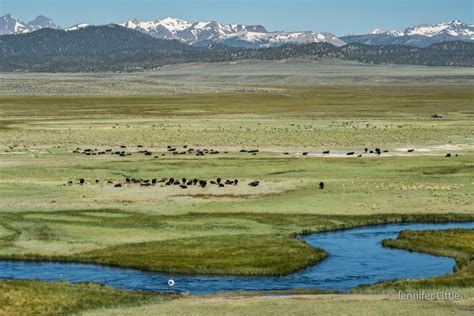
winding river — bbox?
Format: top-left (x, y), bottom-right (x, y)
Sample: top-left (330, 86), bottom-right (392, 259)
top-left (1, 222), bottom-right (473, 293)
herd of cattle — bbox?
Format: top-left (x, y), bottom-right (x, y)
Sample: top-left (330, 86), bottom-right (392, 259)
top-left (72, 146), bottom-right (456, 159)
top-left (68, 177), bottom-right (263, 189)
top-left (66, 144), bottom-right (456, 190)
top-left (73, 145), bottom-right (231, 158)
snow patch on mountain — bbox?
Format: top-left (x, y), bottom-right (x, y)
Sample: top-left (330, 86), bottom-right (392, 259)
top-left (65, 24), bottom-right (90, 31)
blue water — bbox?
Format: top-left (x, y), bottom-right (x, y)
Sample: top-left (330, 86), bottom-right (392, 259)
top-left (1, 222), bottom-right (473, 294)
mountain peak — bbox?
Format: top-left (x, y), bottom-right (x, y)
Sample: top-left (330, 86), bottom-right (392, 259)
top-left (27, 15), bottom-right (60, 31)
top-left (371, 28), bottom-right (384, 34)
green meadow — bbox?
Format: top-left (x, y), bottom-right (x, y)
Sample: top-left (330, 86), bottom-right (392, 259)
top-left (0, 61), bottom-right (473, 315)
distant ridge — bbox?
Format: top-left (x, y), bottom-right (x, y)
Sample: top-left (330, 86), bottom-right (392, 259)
top-left (2, 14), bottom-right (473, 48)
top-left (0, 24), bottom-right (472, 72)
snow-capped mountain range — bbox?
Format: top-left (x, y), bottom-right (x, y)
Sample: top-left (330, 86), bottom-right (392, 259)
top-left (0, 14), bottom-right (60, 35)
top-left (342, 20), bottom-right (474, 47)
top-left (118, 17), bottom-right (344, 47)
top-left (1, 14), bottom-right (473, 48)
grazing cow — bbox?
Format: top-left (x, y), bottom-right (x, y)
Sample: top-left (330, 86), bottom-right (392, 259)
top-left (357, 154), bottom-right (362, 157)
top-left (187, 180), bottom-right (193, 185)
top-left (137, 145), bottom-right (143, 148)
top-left (323, 151), bottom-right (330, 154)
top-left (67, 181), bottom-right (73, 185)
top-left (199, 180), bottom-right (207, 188)
top-left (248, 150), bottom-right (259, 153)
top-left (302, 152), bottom-right (308, 156)
top-left (115, 183), bottom-right (122, 188)
top-left (225, 180), bottom-right (233, 185)
top-left (240, 149), bottom-right (248, 153)
top-left (248, 180), bottom-right (260, 187)
top-left (431, 114), bottom-right (443, 119)
top-left (180, 184), bottom-right (187, 189)
top-left (319, 182), bottom-right (325, 189)
top-left (121, 145), bottom-right (126, 148)
top-left (173, 181), bottom-right (180, 185)
top-left (210, 181), bottom-right (217, 185)
top-left (369, 150), bottom-right (374, 154)
top-left (145, 151), bottom-right (152, 156)
top-left (284, 152), bottom-right (289, 155)
top-left (383, 150), bottom-right (389, 153)
top-left (95, 179), bottom-right (100, 184)
top-left (219, 183), bottom-right (225, 188)
top-left (446, 153), bottom-right (451, 157)
top-left (79, 178), bottom-right (85, 185)
top-left (346, 152), bottom-right (355, 156)
top-left (183, 145), bottom-right (188, 149)
top-left (408, 149), bottom-right (415, 153)
top-left (455, 154), bottom-right (458, 157)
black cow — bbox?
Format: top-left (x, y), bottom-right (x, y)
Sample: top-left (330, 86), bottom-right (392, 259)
top-left (323, 151), bottom-right (330, 154)
top-left (319, 182), bottom-right (325, 189)
top-left (446, 153), bottom-right (451, 157)
top-left (346, 152), bottom-right (355, 156)
top-left (248, 180), bottom-right (260, 187)
top-left (79, 178), bottom-right (85, 185)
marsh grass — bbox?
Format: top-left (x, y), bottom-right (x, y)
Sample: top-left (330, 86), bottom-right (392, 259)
top-left (1, 210), bottom-right (473, 275)
top-left (0, 280), bottom-right (168, 316)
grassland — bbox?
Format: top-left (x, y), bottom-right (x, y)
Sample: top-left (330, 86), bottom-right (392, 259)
top-left (1, 60), bottom-right (474, 96)
top-left (0, 280), bottom-right (168, 315)
top-left (0, 63), bottom-right (473, 314)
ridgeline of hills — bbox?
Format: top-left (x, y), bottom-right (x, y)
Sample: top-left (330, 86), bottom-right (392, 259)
top-left (0, 24), bottom-right (473, 72)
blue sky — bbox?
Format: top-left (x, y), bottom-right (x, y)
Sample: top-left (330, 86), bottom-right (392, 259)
top-left (1, 0), bottom-right (472, 35)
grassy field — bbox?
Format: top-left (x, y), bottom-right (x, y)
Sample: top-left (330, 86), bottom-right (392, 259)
top-left (86, 292), bottom-right (474, 316)
top-left (2, 280), bottom-right (472, 316)
top-left (0, 280), bottom-right (166, 315)
top-left (1, 59), bottom-right (473, 96)
top-left (0, 64), bottom-right (473, 314)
